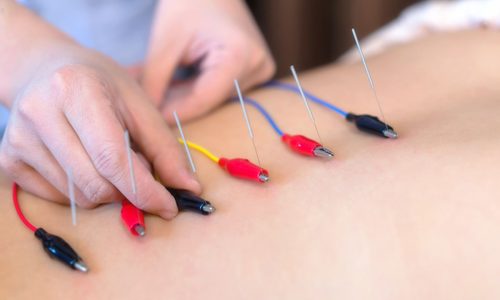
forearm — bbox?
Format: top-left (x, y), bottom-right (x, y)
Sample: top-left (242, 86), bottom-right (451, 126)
top-left (0, 1), bottom-right (77, 107)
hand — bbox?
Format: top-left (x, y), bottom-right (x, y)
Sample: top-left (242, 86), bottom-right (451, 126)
top-left (0, 45), bottom-right (201, 219)
top-left (142, 0), bottom-right (275, 122)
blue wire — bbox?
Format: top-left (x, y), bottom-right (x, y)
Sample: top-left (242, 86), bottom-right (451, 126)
top-left (264, 81), bottom-right (348, 118)
top-left (232, 97), bottom-right (284, 136)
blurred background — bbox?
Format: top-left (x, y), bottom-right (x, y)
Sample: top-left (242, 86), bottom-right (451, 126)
top-left (246, 0), bottom-right (420, 76)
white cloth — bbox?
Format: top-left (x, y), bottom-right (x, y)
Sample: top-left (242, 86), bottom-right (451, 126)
top-left (18, 0), bottom-right (157, 65)
top-left (342, 0), bottom-right (500, 62)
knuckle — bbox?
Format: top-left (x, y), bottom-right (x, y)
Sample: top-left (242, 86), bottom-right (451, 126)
top-left (50, 64), bottom-right (114, 107)
top-left (51, 65), bottom-right (80, 87)
top-left (93, 144), bottom-right (125, 181)
top-left (76, 197), bottom-right (98, 209)
top-left (50, 64), bottom-right (96, 90)
top-left (0, 151), bottom-right (18, 175)
top-left (2, 127), bottom-right (23, 150)
top-left (16, 64), bottom-right (100, 122)
top-left (81, 176), bottom-right (115, 204)
top-left (49, 65), bottom-right (85, 102)
top-left (0, 158), bottom-right (29, 186)
top-left (16, 96), bottom-right (39, 122)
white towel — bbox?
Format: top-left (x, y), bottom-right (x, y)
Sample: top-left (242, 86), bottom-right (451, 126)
top-left (341, 0), bottom-right (500, 62)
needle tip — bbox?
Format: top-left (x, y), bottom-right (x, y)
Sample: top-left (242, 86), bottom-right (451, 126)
top-left (383, 129), bottom-right (398, 139)
top-left (313, 146), bottom-right (335, 158)
top-left (258, 173), bottom-right (270, 183)
top-left (202, 203), bottom-right (216, 214)
top-left (134, 225), bottom-right (146, 237)
top-left (74, 261), bottom-right (89, 273)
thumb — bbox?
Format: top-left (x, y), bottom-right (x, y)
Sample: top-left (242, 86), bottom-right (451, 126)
top-left (142, 30), bottom-right (189, 107)
top-left (161, 54), bottom-right (244, 123)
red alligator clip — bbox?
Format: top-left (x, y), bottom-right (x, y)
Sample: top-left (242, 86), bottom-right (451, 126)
top-left (121, 199), bottom-right (145, 236)
top-left (218, 158), bottom-right (269, 183)
top-left (281, 134), bottom-right (334, 158)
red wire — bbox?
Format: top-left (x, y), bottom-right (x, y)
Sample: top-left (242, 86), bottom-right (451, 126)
top-left (12, 183), bottom-right (37, 232)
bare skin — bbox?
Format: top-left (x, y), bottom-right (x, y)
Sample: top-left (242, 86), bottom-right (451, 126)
top-left (1, 30), bottom-right (500, 299)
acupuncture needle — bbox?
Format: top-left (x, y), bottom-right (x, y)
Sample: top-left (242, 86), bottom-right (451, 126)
top-left (121, 131), bottom-right (145, 237)
top-left (173, 111), bottom-right (197, 173)
top-left (290, 65), bottom-right (323, 144)
top-left (234, 79), bottom-right (262, 167)
top-left (124, 130), bottom-right (137, 201)
top-left (66, 168), bottom-right (77, 226)
top-left (351, 28), bottom-right (390, 134)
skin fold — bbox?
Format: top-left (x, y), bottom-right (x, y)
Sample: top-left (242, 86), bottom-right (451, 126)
top-left (1, 30), bottom-right (500, 299)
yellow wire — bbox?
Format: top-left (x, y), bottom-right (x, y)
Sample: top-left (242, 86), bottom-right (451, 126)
top-left (177, 138), bottom-right (220, 163)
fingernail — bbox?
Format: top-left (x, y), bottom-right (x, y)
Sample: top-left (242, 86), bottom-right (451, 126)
top-left (160, 207), bottom-right (178, 220)
top-left (187, 177), bottom-right (202, 194)
top-left (159, 187), bottom-right (179, 219)
top-left (182, 169), bottom-right (202, 193)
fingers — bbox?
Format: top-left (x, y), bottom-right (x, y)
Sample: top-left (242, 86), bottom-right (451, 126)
top-left (21, 145), bottom-right (95, 209)
top-left (121, 83), bottom-right (202, 196)
top-left (162, 56), bottom-right (241, 122)
top-left (142, 19), bottom-right (190, 106)
top-left (4, 63), bottom-right (199, 219)
top-left (159, 46), bottom-right (273, 123)
top-left (63, 78), bottom-right (182, 219)
top-left (0, 122), bottom-right (94, 208)
top-left (156, 34), bottom-right (275, 123)
top-left (34, 105), bottom-right (122, 206)
top-left (0, 158), bottom-right (66, 204)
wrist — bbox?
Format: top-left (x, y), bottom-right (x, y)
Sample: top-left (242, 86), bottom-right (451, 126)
top-left (2, 42), bottom-right (88, 108)
top-left (0, 2), bottom-right (84, 107)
